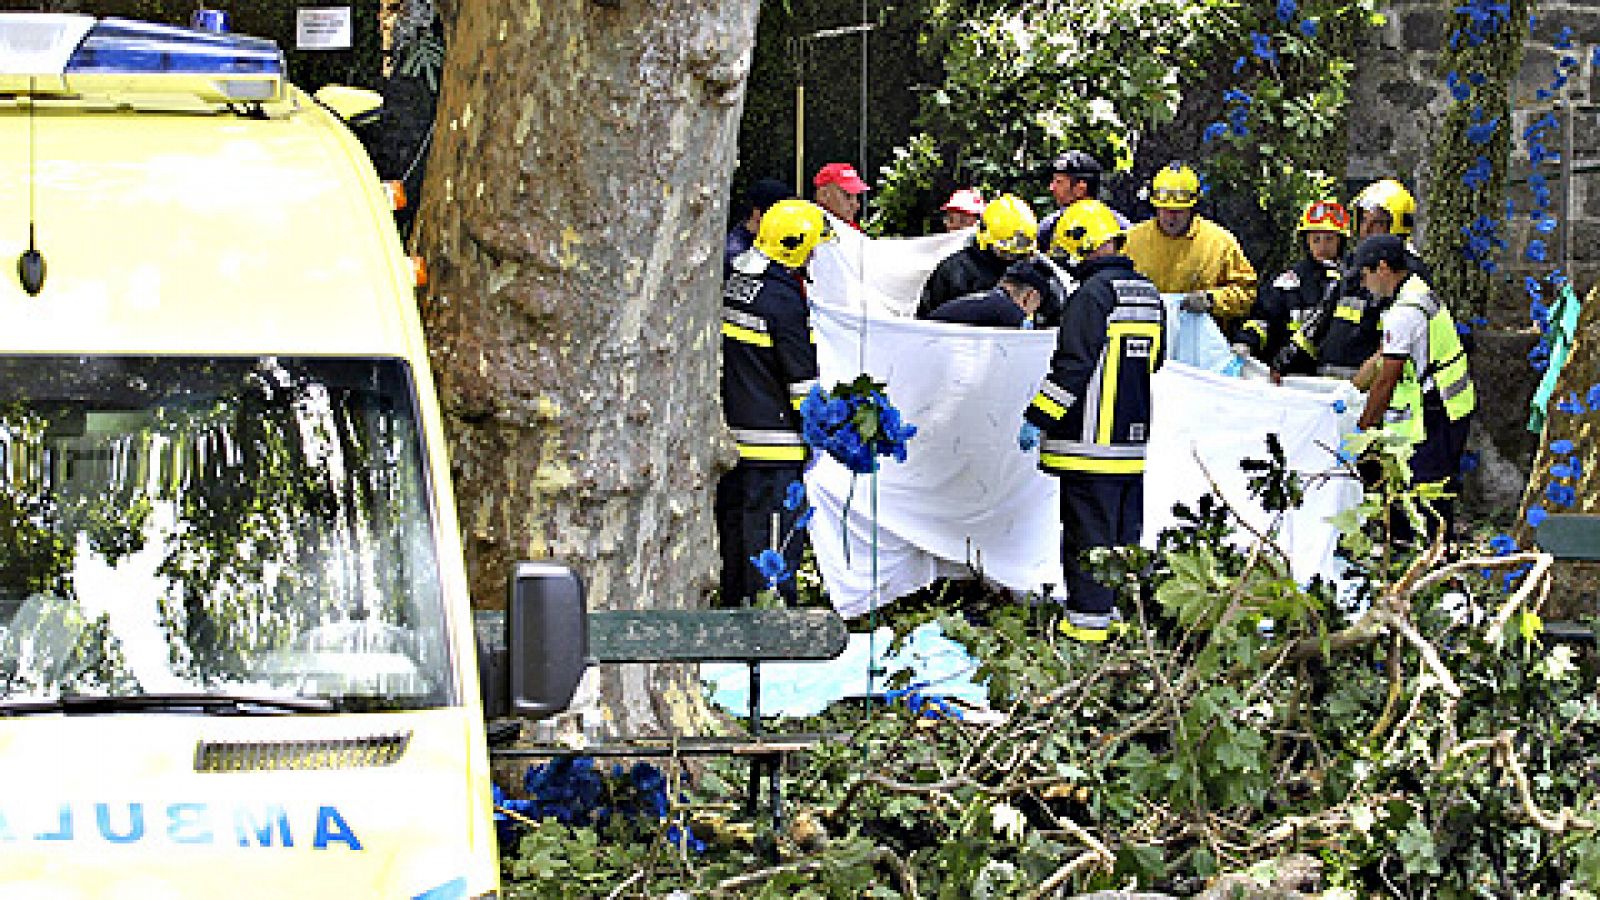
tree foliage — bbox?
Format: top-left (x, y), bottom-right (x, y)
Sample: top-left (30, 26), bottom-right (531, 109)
top-left (496, 438), bottom-right (1600, 896)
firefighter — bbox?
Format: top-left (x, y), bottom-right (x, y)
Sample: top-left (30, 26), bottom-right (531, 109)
top-left (1021, 199), bottom-right (1166, 642)
top-left (1353, 234), bottom-right (1476, 543)
top-left (928, 258), bottom-right (1054, 328)
top-left (1038, 150), bottom-right (1129, 252)
top-left (716, 199), bottom-right (834, 605)
top-left (1124, 161), bottom-right (1256, 332)
top-left (917, 193), bottom-right (1038, 319)
top-left (1274, 179), bottom-right (1430, 380)
top-left (1235, 199), bottom-right (1350, 370)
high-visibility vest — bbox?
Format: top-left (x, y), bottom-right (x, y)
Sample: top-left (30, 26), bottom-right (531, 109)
top-left (1382, 277), bottom-right (1476, 443)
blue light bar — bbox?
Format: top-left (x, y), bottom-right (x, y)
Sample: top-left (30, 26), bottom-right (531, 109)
top-left (65, 17), bottom-right (281, 76)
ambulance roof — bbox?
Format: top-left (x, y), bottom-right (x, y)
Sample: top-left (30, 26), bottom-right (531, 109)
top-left (0, 15), bottom-right (417, 359)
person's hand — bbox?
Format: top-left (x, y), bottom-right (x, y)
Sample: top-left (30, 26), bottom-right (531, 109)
top-left (1180, 290), bottom-right (1213, 313)
top-left (1018, 422), bottom-right (1042, 452)
top-left (1269, 368), bottom-right (1284, 386)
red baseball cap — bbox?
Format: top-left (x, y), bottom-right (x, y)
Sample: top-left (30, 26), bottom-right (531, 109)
top-left (813, 162), bottom-right (870, 194)
top-left (940, 188), bottom-right (985, 215)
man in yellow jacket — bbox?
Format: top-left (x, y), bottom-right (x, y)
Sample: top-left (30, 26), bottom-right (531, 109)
top-left (1124, 162), bottom-right (1257, 329)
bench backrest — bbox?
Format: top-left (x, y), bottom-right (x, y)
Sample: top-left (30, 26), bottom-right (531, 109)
top-left (1536, 513), bottom-right (1600, 562)
top-left (589, 608), bottom-right (849, 663)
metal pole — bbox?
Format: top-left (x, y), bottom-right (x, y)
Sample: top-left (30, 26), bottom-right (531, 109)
top-left (795, 40), bottom-right (806, 196)
top-left (858, 0), bottom-right (868, 178)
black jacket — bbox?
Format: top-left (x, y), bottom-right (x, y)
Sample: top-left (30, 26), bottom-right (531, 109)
top-left (1275, 249), bottom-right (1433, 377)
top-left (1236, 257), bottom-right (1342, 363)
top-left (721, 250), bottom-right (819, 466)
top-left (928, 286), bottom-right (1028, 328)
top-left (917, 241), bottom-right (1010, 318)
top-left (1025, 255), bottom-right (1165, 475)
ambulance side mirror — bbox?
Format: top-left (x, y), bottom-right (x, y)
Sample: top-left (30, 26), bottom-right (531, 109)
top-left (497, 562), bottom-right (590, 720)
top-left (313, 85), bottom-right (383, 126)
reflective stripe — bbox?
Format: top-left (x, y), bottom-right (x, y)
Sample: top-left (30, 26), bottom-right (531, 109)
top-left (1108, 305), bottom-right (1163, 323)
top-left (1242, 320), bottom-right (1267, 341)
top-left (1041, 440), bottom-right (1144, 459)
top-left (1440, 374), bottom-right (1472, 402)
top-left (1333, 304), bottom-right (1362, 323)
top-left (737, 444), bottom-right (807, 462)
top-left (1032, 380), bottom-right (1075, 419)
top-left (732, 428), bottom-right (804, 445)
top-left (789, 378), bottom-right (819, 399)
top-left (721, 322), bottom-right (773, 347)
top-left (722, 307), bottom-right (767, 332)
top-left (1318, 364), bottom-right (1358, 378)
top-left (1031, 391), bottom-right (1068, 420)
top-left (1067, 610), bottom-right (1114, 630)
top-left (1040, 453), bottom-right (1145, 474)
top-left (1293, 330), bottom-right (1319, 357)
top-left (1098, 321), bottom-right (1161, 443)
top-left (1059, 620), bottom-right (1110, 643)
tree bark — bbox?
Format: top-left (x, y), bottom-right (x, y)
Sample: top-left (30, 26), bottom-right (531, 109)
top-left (411, 0), bottom-right (756, 735)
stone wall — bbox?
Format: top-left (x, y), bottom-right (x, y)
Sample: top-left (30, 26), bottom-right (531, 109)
top-left (1347, 1), bottom-right (1600, 511)
top-left (1349, 0), bottom-right (1599, 313)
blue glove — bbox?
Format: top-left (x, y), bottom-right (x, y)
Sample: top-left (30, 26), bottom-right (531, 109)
top-left (1018, 422), bottom-right (1041, 451)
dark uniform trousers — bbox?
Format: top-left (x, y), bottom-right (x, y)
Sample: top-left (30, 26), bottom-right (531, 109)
top-left (1058, 473), bottom-right (1143, 616)
top-left (1402, 405), bottom-right (1473, 544)
top-left (714, 463), bottom-right (805, 606)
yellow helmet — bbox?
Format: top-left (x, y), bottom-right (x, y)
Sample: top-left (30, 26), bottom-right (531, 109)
top-left (1049, 199), bottom-right (1125, 264)
top-left (1150, 162), bottom-right (1200, 209)
top-left (975, 193), bottom-right (1038, 258)
top-left (754, 199), bottom-right (835, 268)
top-left (1353, 179), bottom-right (1416, 235)
top-left (1296, 199), bottom-right (1351, 235)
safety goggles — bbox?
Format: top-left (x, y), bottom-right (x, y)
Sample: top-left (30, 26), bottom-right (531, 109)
top-left (1150, 187), bottom-right (1197, 207)
top-left (1304, 201), bottom-right (1350, 230)
top-left (991, 232), bottom-right (1036, 258)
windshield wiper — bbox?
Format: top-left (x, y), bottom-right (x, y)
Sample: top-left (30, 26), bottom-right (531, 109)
top-left (0, 693), bottom-right (335, 717)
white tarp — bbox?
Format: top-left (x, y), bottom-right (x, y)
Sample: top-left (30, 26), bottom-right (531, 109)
top-left (804, 221), bottom-right (1364, 619)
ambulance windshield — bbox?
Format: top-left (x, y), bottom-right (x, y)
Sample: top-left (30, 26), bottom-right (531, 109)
top-left (0, 356), bottom-right (452, 710)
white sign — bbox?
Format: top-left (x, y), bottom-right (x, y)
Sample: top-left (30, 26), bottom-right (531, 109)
top-left (296, 7), bottom-right (353, 50)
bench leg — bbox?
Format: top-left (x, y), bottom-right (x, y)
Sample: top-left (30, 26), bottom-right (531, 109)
top-left (745, 755), bottom-right (762, 818)
top-left (768, 753), bottom-right (784, 835)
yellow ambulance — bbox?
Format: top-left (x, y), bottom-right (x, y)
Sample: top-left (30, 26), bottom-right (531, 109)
top-left (0, 14), bottom-right (584, 898)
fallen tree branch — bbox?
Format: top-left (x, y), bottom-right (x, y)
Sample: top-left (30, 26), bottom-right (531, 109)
top-left (1446, 730), bottom-right (1597, 834)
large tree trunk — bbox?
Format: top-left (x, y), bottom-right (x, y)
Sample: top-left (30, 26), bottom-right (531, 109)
top-left (411, 0), bottom-right (757, 735)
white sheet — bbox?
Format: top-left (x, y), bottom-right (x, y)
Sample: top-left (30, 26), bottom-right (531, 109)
top-left (803, 224), bottom-right (1363, 619)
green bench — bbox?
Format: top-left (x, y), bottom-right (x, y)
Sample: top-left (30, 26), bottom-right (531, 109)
top-left (478, 602), bottom-right (850, 832)
top-left (1534, 513), bottom-right (1600, 645)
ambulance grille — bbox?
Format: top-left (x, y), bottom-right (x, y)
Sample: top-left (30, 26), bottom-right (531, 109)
top-left (194, 732), bottom-right (411, 772)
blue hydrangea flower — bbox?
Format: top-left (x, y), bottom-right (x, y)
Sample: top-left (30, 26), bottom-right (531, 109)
top-left (1447, 71), bottom-right (1472, 102)
top-left (1203, 122), bottom-right (1228, 144)
top-left (1587, 383), bottom-right (1600, 411)
top-left (1527, 505), bottom-right (1549, 528)
top-left (1534, 216), bottom-right (1558, 234)
top-left (794, 506), bottom-right (815, 530)
top-left (1250, 32), bottom-right (1276, 61)
top-left (1276, 0), bottom-right (1297, 23)
top-left (1547, 483), bottom-right (1577, 507)
top-left (1569, 455), bottom-right (1583, 478)
top-left (1553, 25), bottom-right (1574, 49)
top-left (1223, 88), bottom-right (1252, 105)
top-left (1526, 239), bottom-right (1548, 262)
top-left (1488, 533), bottom-right (1516, 556)
top-left (783, 479), bottom-right (806, 511)
top-left (1465, 119), bottom-right (1498, 145)
top-left (1233, 56), bottom-right (1247, 73)
top-left (750, 548), bottom-right (791, 585)
top-left (1299, 18), bottom-right (1319, 37)
top-left (1551, 439), bottom-right (1575, 454)
top-left (1459, 450), bottom-right (1479, 473)
top-left (1550, 463), bottom-right (1574, 479)
top-left (1461, 156), bottom-right (1493, 190)
top-left (665, 823), bottom-right (706, 854)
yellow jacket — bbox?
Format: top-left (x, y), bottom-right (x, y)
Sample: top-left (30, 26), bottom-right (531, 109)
top-left (1124, 214), bottom-right (1258, 319)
